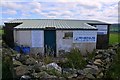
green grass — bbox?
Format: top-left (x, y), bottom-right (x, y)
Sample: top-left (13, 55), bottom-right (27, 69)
top-left (109, 32), bottom-right (120, 44)
top-left (59, 48), bottom-right (87, 69)
top-left (0, 30), bottom-right (4, 35)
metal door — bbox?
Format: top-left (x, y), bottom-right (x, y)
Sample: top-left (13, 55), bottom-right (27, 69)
top-left (44, 30), bottom-right (56, 56)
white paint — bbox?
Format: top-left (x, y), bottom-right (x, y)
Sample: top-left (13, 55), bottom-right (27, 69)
top-left (13, 30), bottom-right (17, 42)
top-left (73, 31), bottom-right (97, 43)
top-left (17, 31), bottom-right (31, 46)
top-left (96, 25), bottom-right (108, 34)
top-left (31, 30), bottom-right (43, 47)
top-left (56, 30), bottom-right (97, 55)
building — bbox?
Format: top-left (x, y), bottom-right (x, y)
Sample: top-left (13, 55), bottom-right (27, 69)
top-left (3, 19), bottom-right (110, 56)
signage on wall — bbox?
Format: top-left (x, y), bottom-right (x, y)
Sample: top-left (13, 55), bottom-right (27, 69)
top-left (73, 31), bottom-right (97, 43)
top-left (74, 36), bottom-right (96, 42)
top-left (32, 30), bottom-right (43, 47)
top-left (96, 25), bottom-right (108, 35)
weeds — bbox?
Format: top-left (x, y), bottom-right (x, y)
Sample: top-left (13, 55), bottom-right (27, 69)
top-left (43, 56), bottom-right (53, 64)
top-left (104, 46), bottom-right (120, 79)
top-left (60, 48), bottom-right (87, 69)
top-left (86, 49), bottom-right (96, 61)
top-left (45, 68), bottom-right (61, 77)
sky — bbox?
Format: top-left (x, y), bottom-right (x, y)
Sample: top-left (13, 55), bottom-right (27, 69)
top-left (0, 0), bottom-right (119, 25)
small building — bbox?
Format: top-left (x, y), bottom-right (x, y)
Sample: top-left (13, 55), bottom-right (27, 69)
top-left (3, 19), bottom-right (110, 56)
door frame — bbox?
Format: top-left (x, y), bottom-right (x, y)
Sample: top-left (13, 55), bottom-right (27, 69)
top-left (44, 30), bottom-right (56, 56)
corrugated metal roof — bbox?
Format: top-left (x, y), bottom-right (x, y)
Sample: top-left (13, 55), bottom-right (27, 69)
top-left (5, 19), bottom-right (108, 29)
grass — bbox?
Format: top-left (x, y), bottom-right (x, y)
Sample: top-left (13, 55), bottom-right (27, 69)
top-left (59, 48), bottom-right (87, 69)
top-left (109, 32), bottom-right (120, 44)
top-left (0, 30), bottom-right (4, 36)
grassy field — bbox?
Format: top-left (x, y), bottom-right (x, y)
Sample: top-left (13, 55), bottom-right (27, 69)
top-left (109, 32), bottom-right (120, 44)
top-left (0, 30), bottom-right (3, 35)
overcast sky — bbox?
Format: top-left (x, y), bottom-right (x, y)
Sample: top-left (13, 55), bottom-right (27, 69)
top-left (0, 0), bottom-right (119, 25)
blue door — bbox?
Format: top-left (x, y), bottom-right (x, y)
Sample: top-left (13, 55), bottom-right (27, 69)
top-left (44, 30), bottom-right (56, 56)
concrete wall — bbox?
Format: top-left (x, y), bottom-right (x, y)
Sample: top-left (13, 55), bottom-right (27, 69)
top-left (31, 30), bottom-right (44, 54)
top-left (15, 30), bottom-right (32, 46)
top-left (95, 25), bottom-right (108, 35)
top-left (14, 30), bottom-right (44, 54)
top-left (56, 30), bottom-right (97, 56)
top-left (14, 30), bottom-right (97, 56)
top-left (94, 25), bottom-right (109, 49)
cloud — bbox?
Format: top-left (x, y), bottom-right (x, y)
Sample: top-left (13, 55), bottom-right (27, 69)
top-left (29, 1), bottom-right (41, 11)
top-left (30, 0), bottom-right (119, 3)
top-left (2, 9), bottom-right (17, 15)
top-left (1, 2), bottom-right (23, 10)
top-left (22, 2), bottom-right (42, 14)
top-left (76, 1), bottom-right (102, 9)
top-left (1, 1), bottom-right (119, 24)
top-left (1, 0), bottom-right (33, 2)
top-left (1, 2), bottom-right (42, 18)
top-left (59, 11), bottom-right (73, 18)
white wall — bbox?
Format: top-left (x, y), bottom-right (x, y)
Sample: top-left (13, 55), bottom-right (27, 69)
top-left (14, 30), bottom-right (44, 54)
top-left (31, 30), bottom-right (44, 47)
top-left (15, 30), bottom-right (31, 47)
top-left (14, 29), bottom-right (97, 56)
top-left (73, 31), bottom-right (97, 43)
top-left (95, 25), bottom-right (108, 35)
top-left (31, 30), bottom-right (44, 54)
top-left (56, 30), bottom-right (97, 56)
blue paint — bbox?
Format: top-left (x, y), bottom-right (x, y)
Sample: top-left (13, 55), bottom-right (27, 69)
top-left (14, 46), bottom-right (21, 53)
top-left (14, 46), bottom-right (30, 54)
top-left (21, 47), bottom-right (30, 54)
